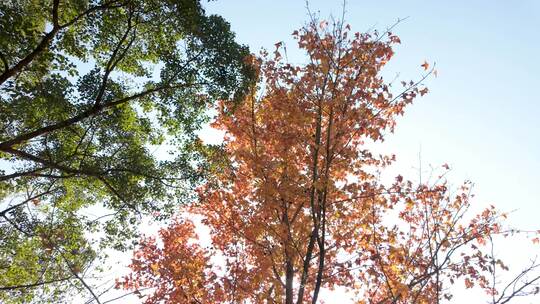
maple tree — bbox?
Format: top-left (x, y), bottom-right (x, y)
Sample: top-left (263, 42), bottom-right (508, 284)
top-left (119, 19), bottom-right (540, 304)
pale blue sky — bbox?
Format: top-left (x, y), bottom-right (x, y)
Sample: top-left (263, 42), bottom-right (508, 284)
top-left (203, 0), bottom-right (540, 231)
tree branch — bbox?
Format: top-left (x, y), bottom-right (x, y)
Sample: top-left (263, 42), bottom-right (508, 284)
top-left (0, 81), bottom-right (204, 151)
top-left (0, 276), bottom-right (72, 291)
top-left (0, 1), bottom-right (124, 85)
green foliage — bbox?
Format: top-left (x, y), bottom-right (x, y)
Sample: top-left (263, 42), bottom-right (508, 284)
top-left (0, 0), bottom-right (254, 302)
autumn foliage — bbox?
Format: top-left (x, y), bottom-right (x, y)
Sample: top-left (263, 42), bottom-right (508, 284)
top-left (118, 20), bottom-right (539, 304)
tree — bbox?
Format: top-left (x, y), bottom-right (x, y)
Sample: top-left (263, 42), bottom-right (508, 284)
top-left (119, 18), bottom-right (540, 304)
top-left (0, 0), bottom-right (254, 302)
